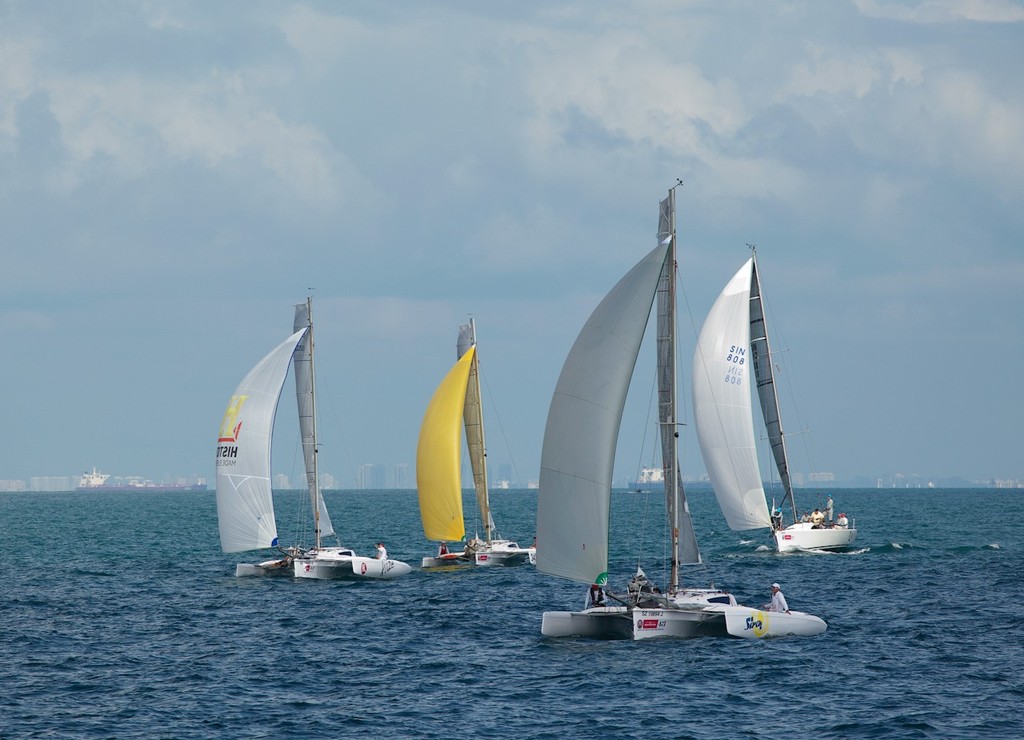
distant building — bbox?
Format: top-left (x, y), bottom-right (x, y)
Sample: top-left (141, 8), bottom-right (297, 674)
top-left (357, 464), bottom-right (386, 490)
top-left (30, 477), bottom-right (72, 491)
top-left (393, 463), bottom-right (409, 489)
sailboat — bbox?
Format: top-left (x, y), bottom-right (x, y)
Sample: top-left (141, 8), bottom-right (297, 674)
top-left (416, 319), bottom-right (536, 568)
top-left (215, 299), bottom-right (412, 580)
top-left (692, 253), bottom-right (857, 553)
top-left (536, 189), bottom-right (826, 640)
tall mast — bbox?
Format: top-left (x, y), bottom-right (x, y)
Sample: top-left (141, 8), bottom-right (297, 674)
top-left (307, 296), bottom-right (322, 549)
top-left (659, 187), bottom-right (681, 592)
top-left (461, 318), bottom-right (492, 544)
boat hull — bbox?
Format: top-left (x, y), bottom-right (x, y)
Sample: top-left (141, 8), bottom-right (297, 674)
top-left (422, 542), bottom-right (535, 569)
top-left (775, 523), bottom-right (857, 552)
top-left (722, 606), bottom-right (828, 638)
top-left (294, 552), bottom-right (412, 580)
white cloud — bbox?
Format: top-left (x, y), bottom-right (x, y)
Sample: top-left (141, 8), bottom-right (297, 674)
top-left (854, 0), bottom-right (1024, 23)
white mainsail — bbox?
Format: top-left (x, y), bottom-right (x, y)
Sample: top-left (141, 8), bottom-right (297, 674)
top-left (292, 301), bottom-right (335, 545)
top-left (692, 258), bottom-right (773, 530)
top-left (216, 327), bottom-right (309, 553)
top-left (536, 242), bottom-right (671, 585)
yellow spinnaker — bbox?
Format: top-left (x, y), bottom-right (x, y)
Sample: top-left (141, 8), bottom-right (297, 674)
top-left (416, 346), bottom-right (475, 541)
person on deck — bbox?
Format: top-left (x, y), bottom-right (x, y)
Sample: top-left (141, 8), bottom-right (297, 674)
top-left (587, 584), bottom-right (606, 608)
top-left (811, 509), bottom-right (825, 528)
top-left (438, 542), bottom-right (449, 556)
top-left (767, 583), bottom-right (790, 613)
top-left (825, 495), bottom-right (834, 523)
top-left (375, 542), bottom-right (387, 560)
top-left (836, 512), bottom-right (849, 528)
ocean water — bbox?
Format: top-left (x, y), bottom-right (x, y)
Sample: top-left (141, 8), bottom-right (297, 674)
top-left (1, 486), bottom-right (1021, 739)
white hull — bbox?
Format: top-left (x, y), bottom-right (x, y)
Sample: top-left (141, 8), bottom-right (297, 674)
top-left (293, 548), bottom-right (412, 580)
top-left (235, 556), bottom-right (295, 577)
top-left (233, 549), bottom-right (412, 580)
top-left (542, 585), bottom-right (826, 640)
top-left (721, 606), bottom-right (828, 638)
top-left (775, 522), bottom-right (857, 552)
top-left (542, 603), bottom-right (826, 640)
top-left (422, 540), bottom-right (535, 569)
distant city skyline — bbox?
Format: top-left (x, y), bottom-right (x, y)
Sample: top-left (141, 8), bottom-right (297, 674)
top-left (2, 466), bottom-right (1020, 492)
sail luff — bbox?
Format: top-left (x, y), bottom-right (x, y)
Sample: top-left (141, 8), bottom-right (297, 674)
top-left (216, 327), bottom-right (308, 553)
top-left (293, 301), bottom-right (334, 546)
top-left (692, 259), bottom-right (773, 530)
top-left (459, 320), bottom-right (492, 543)
top-left (416, 347), bottom-right (475, 542)
top-left (657, 190), bottom-right (701, 591)
top-left (748, 256), bottom-right (797, 521)
top-left (536, 243), bottom-right (671, 585)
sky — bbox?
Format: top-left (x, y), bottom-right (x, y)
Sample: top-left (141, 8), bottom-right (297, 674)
top-left (2, 0), bottom-right (1022, 488)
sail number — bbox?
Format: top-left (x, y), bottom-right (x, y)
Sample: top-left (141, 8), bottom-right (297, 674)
top-left (723, 345), bottom-right (746, 385)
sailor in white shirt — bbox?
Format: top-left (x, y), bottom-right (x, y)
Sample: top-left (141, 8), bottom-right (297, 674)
top-left (768, 582), bottom-right (790, 613)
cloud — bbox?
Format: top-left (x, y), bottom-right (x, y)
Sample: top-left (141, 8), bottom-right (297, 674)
top-left (854, 0), bottom-right (1024, 23)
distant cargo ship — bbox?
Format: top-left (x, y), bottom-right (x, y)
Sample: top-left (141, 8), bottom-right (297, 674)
top-left (76, 467), bottom-right (207, 492)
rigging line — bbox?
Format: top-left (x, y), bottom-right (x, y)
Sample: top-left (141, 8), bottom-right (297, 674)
top-left (479, 362), bottom-right (523, 489)
top-left (756, 261), bottom-right (819, 479)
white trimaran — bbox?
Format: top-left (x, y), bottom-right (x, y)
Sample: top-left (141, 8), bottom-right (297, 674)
top-left (692, 253), bottom-right (857, 553)
top-left (215, 299), bottom-right (412, 580)
top-left (416, 319), bottom-right (535, 568)
top-left (536, 188), bottom-right (826, 639)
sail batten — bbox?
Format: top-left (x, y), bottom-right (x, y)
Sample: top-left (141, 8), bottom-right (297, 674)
top-left (216, 328), bottom-right (308, 553)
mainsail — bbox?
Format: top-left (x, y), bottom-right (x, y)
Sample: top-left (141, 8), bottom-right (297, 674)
top-left (656, 191), bottom-right (702, 580)
top-left (216, 327), bottom-right (308, 553)
top-left (458, 320), bottom-right (494, 541)
top-left (292, 301), bottom-right (334, 546)
top-left (536, 243), bottom-right (671, 585)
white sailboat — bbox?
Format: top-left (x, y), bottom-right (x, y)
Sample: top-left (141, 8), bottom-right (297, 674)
top-left (215, 299), bottom-right (412, 580)
top-left (536, 189), bottom-right (826, 640)
top-left (692, 253), bottom-right (857, 553)
top-left (416, 319), bottom-right (535, 568)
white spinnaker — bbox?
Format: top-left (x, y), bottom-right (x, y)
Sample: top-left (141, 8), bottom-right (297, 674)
top-left (692, 259), bottom-right (772, 530)
top-left (216, 328), bottom-right (308, 552)
top-left (536, 243), bottom-right (670, 584)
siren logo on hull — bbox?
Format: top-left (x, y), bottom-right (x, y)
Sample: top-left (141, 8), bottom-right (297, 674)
top-left (744, 610), bottom-right (769, 637)
top-left (217, 394), bottom-right (248, 466)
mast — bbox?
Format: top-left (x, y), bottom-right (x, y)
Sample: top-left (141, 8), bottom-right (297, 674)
top-left (306, 297), bottom-right (323, 549)
top-left (460, 318), bottom-right (492, 544)
top-left (657, 185), bottom-right (702, 593)
top-left (748, 251), bottom-right (797, 523)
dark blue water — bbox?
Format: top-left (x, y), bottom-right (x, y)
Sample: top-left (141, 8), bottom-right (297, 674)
top-left (2, 487), bottom-right (1021, 738)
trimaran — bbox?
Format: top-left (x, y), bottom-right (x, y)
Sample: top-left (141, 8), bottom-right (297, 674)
top-left (535, 187), bottom-right (827, 639)
top-left (215, 299), bottom-right (412, 580)
top-left (416, 319), bottom-right (535, 568)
